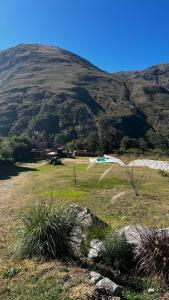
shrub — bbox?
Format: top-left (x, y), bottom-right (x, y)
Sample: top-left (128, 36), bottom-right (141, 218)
top-left (13, 201), bottom-right (79, 259)
top-left (126, 148), bottom-right (142, 156)
top-left (146, 129), bottom-right (168, 150)
top-left (0, 136), bottom-right (32, 162)
top-left (136, 228), bottom-right (169, 281)
top-left (100, 232), bottom-right (132, 272)
top-left (86, 223), bottom-right (110, 245)
top-left (158, 170), bottom-right (169, 177)
top-left (0, 138), bottom-right (13, 160)
top-left (3, 267), bottom-right (21, 278)
top-left (67, 135), bottom-right (100, 152)
top-left (54, 132), bottom-right (71, 145)
top-left (120, 136), bottom-right (140, 152)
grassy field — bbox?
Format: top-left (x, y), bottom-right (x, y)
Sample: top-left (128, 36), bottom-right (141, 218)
top-left (13, 157), bottom-right (169, 228)
top-left (0, 157), bottom-right (169, 299)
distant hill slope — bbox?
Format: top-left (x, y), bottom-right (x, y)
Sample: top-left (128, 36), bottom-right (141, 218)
top-left (0, 44), bottom-right (169, 148)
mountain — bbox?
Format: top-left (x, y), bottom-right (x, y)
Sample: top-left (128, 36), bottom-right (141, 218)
top-left (0, 43), bottom-right (169, 149)
top-left (117, 64), bottom-right (169, 90)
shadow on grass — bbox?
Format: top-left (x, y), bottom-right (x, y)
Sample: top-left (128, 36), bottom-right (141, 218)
top-left (0, 162), bottom-right (37, 180)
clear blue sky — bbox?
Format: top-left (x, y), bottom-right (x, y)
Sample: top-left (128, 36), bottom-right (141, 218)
top-left (1, 0), bottom-right (169, 72)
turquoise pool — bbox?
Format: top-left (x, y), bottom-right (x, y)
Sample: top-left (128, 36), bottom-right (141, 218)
top-left (96, 157), bottom-right (109, 163)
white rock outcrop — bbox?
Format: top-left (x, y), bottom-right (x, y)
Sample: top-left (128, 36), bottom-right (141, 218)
top-left (128, 159), bottom-right (169, 172)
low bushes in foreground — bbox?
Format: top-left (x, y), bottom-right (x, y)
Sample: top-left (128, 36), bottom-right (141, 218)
top-left (12, 200), bottom-right (169, 299)
top-left (100, 232), bottom-right (132, 272)
top-left (13, 201), bottom-right (79, 259)
top-left (136, 227), bottom-right (169, 281)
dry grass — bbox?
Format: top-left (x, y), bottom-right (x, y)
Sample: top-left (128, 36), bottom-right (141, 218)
top-left (0, 258), bottom-right (90, 300)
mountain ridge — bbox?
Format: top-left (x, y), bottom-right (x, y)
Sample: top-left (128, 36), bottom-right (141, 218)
top-left (0, 43), bottom-right (169, 150)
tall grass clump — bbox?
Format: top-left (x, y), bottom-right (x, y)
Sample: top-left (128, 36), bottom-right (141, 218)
top-left (13, 201), bottom-right (78, 259)
top-left (136, 228), bottom-right (169, 281)
top-left (100, 232), bottom-right (132, 272)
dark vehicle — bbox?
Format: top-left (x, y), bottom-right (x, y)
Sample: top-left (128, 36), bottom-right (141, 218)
top-left (50, 156), bottom-right (62, 165)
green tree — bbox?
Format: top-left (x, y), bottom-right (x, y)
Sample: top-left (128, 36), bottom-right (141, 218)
top-left (0, 136), bottom-right (32, 162)
top-left (120, 136), bottom-right (139, 152)
top-left (146, 129), bottom-right (168, 150)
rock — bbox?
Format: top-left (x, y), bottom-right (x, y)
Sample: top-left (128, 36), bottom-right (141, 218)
top-left (95, 277), bottom-right (122, 297)
top-left (88, 239), bottom-right (105, 260)
top-left (68, 205), bottom-right (107, 257)
top-left (119, 225), bottom-right (169, 246)
top-left (148, 288), bottom-right (155, 294)
top-left (117, 225), bottom-right (152, 254)
top-left (118, 225), bottom-right (169, 255)
top-left (89, 271), bottom-right (103, 284)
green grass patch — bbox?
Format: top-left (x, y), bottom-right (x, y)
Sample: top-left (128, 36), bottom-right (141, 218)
top-left (40, 188), bottom-right (88, 201)
top-left (122, 275), bottom-right (162, 300)
top-left (37, 164), bottom-right (60, 172)
top-left (123, 290), bottom-right (159, 300)
top-left (3, 267), bottom-right (21, 279)
top-left (74, 164), bottom-right (87, 172)
top-left (77, 177), bottom-right (128, 190)
top-left (0, 274), bottom-right (75, 300)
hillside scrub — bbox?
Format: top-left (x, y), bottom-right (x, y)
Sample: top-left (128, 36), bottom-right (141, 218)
top-left (120, 134), bottom-right (169, 156)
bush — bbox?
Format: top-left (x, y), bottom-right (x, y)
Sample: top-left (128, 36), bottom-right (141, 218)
top-left (0, 136), bottom-right (32, 162)
top-left (54, 132), bottom-right (72, 145)
top-left (67, 135), bottom-right (100, 152)
top-left (3, 267), bottom-right (21, 278)
top-left (120, 136), bottom-right (140, 152)
top-left (126, 148), bottom-right (142, 155)
top-left (136, 228), bottom-right (169, 281)
top-left (0, 138), bottom-right (13, 160)
top-left (86, 223), bottom-right (110, 245)
top-left (158, 170), bottom-right (169, 177)
top-left (151, 148), bottom-right (169, 156)
top-left (146, 129), bottom-right (168, 149)
top-left (13, 202), bottom-right (79, 259)
top-left (100, 232), bottom-right (132, 272)
top-left (12, 140), bottom-right (32, 161)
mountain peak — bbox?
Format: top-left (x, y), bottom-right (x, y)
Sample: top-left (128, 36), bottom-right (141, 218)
top-left (0, 43), bottom-right (101, 73)
top-left (0, 43), bottom-right (169, 149)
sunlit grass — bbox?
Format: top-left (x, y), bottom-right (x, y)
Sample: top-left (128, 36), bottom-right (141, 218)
top-left (0, 262), bottom-right (80, 300)
top-left (77, 176), bottom-right (128, 190)
top-left (13, 161), bottom-right (169, 228)
top-left (40, 188), bottom-right (88, 200)
top-left (1, 158), bottom-right (169, 299)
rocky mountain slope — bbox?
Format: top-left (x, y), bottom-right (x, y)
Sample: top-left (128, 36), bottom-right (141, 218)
top-left (0, 44), bottom-right (169, 148)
